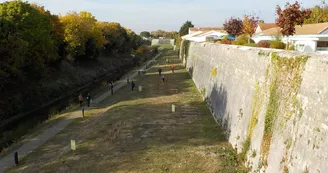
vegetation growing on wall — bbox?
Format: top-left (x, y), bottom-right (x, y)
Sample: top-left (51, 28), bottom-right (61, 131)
top-left (181, 40), bottom-right (191, 65)
top-left (260, 52), bottom-right (309, 167)
top-left (240, 81), bottom-right (263, 163)
top-left (211, 68), bottom-right (217, 77)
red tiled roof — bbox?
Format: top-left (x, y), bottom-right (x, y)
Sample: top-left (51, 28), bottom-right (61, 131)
top-left (258, 23), bottom-right (277, 31)
top-left (261, 23), bottom-right (328, 36)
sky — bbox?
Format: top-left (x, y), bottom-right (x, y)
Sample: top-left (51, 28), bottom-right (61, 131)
top-left (0, 0), bottom-right (323, 33)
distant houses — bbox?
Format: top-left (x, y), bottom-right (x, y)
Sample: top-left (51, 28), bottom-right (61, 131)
top-left (252, 23), bottom-right (328, 54)
top-left (182, 23), bottom-right (328, 54)
top-left (182, 27), bottom-right (230, 42)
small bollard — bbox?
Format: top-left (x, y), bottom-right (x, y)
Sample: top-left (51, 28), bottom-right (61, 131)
top-left (172, 104), bottom-right (176, 113)
top-left (71, 140), bottom-right (76, 151)
top-left (138, 86), bottom-right (142, 92)
top-left (82, 108), bottom-right (84, 117)
top-left (14, 152), bottom-right (18, 166)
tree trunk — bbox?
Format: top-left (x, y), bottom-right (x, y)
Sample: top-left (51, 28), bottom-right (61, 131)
top-left (286, 37), bottom-right (289, 50)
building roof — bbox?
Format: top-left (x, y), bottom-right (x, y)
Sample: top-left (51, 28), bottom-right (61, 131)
top-left (192, 30), bottom-right (228, 37)
top-left (181, 31), bottom-right (203, 39)
top-left (260, 23), bottom-right (328, 36)
top-left (258, 23), bottom-right (277, 31)
top-left (189, 27), bottom-right (225, 32)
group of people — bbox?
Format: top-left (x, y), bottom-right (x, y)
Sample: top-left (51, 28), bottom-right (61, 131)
top-left (78, 62), bottom-right (176, 106)
top-left (78, 92), bottom-right (92, 107)
top-left (158, 64), bottom-right (175, 83)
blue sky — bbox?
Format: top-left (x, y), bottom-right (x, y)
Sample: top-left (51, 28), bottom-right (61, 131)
top-left (0, 0), bottom-right (322, 33)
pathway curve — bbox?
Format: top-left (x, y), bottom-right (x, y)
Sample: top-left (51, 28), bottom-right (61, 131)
top-left (0, 54), bottom-right (161, 173)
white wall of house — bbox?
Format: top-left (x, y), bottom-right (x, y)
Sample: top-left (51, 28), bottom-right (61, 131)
top-left (293, 40), bottom-right (317, 52)
top-left (186, 31), bottom-right (228, 42)
top-left (254, 26), bottom-right (262, 34)
top-left (252, 35), bottom-right (328, 53)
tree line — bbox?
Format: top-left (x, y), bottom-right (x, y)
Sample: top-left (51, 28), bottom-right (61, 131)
top-left (0, 1), bottom-right (145, 91)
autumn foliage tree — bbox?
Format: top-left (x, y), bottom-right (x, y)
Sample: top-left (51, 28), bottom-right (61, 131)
top-left (243, 15), bottom-right (259, 37)
top-left (223, 17), bottom-right (243, 37)
top-left (304, 1), bottom-right (328, 24)
top-left (60, 11), bottom-right (105, 60)
top-left (276, 1), bottom-right (312, 48)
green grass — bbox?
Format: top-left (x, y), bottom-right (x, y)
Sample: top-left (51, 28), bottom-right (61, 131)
top-left (6, 50), bottom-right (246, 173)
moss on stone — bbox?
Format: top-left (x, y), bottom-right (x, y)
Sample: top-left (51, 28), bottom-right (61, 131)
top-left (260, 52), bottom-right (309, 167)
top-left (240, 81), bottom-right (263, 163)
top-left (211, 68), bottom-right (217, 77)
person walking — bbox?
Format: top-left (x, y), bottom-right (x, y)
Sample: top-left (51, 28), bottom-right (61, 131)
top-left (158, 68), bottom-right (162, 76)
top-left (131, 81), bottom-right (135, 91)
top-left (86, 92), bottom-right (91, 107)
top-left (110, 81), bottom-right (114, 95)
top-left (78, 93), bottom-right (83, 107)
top-left (171, 65), bottom-right (175, 74)
top-left (161, 75), bottom-right (165, 83)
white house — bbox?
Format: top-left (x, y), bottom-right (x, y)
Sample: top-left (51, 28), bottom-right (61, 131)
top-left (182, 27), bottom-right (228, 42)
top-left (252, 23), bottom-right (328, 54)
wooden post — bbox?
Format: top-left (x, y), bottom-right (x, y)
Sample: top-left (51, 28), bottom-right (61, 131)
top-left (82, 108), bottom-right (84, 117)
top-left (14, 152), bottom-right (18, 166)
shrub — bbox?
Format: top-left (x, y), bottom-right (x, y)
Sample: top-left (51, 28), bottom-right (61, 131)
top-left (135, 45), bottom-right (150, 57)
top-left (220, 39), bottom-right (232, 44)
top-left (232, 34), bottom-right (254, 45)
top-left (244, 43), bottom-right (258, 47)
top-left (287, 44), bottom-right (295, 50)
top-left (257, 40), bottom-right (270, 48)
top-left (270, 41), bottom-right (285, 49)
top-left (222, 35), bottom-right (229, 40)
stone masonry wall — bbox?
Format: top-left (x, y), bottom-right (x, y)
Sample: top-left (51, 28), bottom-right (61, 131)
top-left (184, 42), bottom-right (328, 173)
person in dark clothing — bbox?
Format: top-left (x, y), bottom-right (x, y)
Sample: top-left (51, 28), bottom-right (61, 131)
top-left (161, 75), bottom-right (165, 83)
top-left (158, 68), bottom-right (162, 76)
top-left (78, 93), bottom-right (83, 107)
top-left (110, 81), bottom-right (114, 95)
top-left (131, 81), bottom-right (135, 91)
top-left (86, 92), bottom-right (91, 107)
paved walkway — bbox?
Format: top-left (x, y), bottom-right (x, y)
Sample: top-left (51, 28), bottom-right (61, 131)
top-left (0, 54), bottom-right (161, 173)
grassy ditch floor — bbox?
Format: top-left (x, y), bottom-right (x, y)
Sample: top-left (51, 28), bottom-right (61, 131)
top-left (6, 50), bottom-right (246, 173)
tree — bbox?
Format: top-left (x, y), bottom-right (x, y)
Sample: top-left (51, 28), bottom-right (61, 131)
top-left (97, 22), bottom-right (129, 53)
top-left (60, 11), bottom-right (104, 60)
top-left (304, 1), bottom-right (328, 24)
top-left (178, 21), bottom-right (194, 36)
top-left (140, 31), bottom-right (150, 38)
top-left (0, 1), bottom-right (63, 87)
top-left (276, 1), bottom-right (312, 48)
top-left (223, 17), bottom-right (243, 37)
top-left (243, 15), bottom-right (259, 37)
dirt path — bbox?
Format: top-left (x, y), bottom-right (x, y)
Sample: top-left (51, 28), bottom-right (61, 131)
top-left (4, 50), bottom-right (245, 173)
